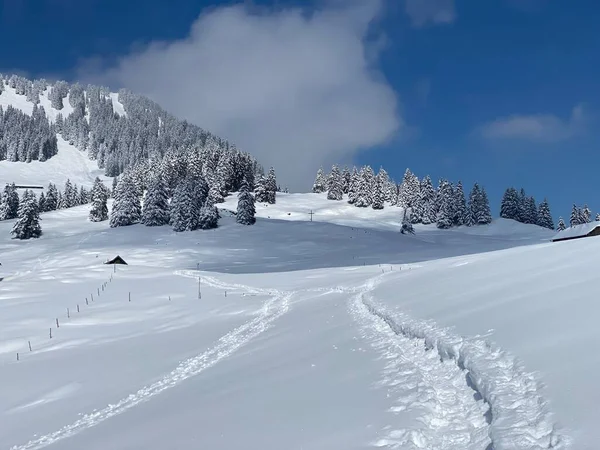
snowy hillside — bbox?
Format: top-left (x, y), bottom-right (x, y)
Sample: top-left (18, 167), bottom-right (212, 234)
top-left (0, 137), bottom-right (110, 189)
top-left (1, 196), bottom-right (594, 449)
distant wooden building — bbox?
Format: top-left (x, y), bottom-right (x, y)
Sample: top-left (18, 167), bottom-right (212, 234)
top-left (13, 185), bottom-right (44, 190)
top-left (104, 255), bottom-right (128, 265)
top-left (551, 222), bottom-right (600, 242)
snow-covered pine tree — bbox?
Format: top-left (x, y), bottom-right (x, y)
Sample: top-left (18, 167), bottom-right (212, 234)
top-left (79, 186), bottom-right (89, 204)
top-left (111, 176), bottom-right (118, 198)
top-left (557, 217), bottom-right (566, 231)
top-left (596, 213), bottom-right (600, 222)
top-left (516, 188), bottom-right (527, 223)
top-left (109, 174), bottom-right (141, 227)
top-left (570, 204), bottom-right (581, 227)
top-left (254, 175), bottom-right (269, 203)
top-left (341, 166), bottom-right (351, 194)
top-left (11, 190), bottom-right (42, 239)
top-left (89, 177), bottom-right (109, 222)
top-left (347, 167), bottom-right (360, 204)
top-left (419, 176), bottom-right (436, 224)
top-left (0, 183), bottom-right (20, 220)
top-left (38, 192), bottom-right (46, 212)
top-left (398, 169), bottom-right (420, 212)
top-left (435, 180), bottom-right (453, 229)
top-left (45, 183), bottom-right (58, 211)
top-left (525, 196), bottom-right (538, 225)
top-left (452, 181), bottom-right (468, 226)
top-left (354, 166), bottom-right (373, 207)
top-left (327, 165), bottom-right (344, 201)
top-left (536, 199), bottom-right (554, 230)
top-left (265, 167), bottom-right (277, 204)
top-left (582, 204), bottom-right (592, 223)
top-left (312, 168), bottom-right (327, 193)
top-left (500, 187), bottom-right (520, 220)
top-left (236, 179), bottom-right (256, 225)
top-left (141, 174), bottom-right (169, 226)
top-left (372, 177), bottom-right (384, 210)
top-left (478, 186), bottom-right (493, 225)
top-left (198, 205), bottom-right (219, 230)
top-left (170, 179), bottom-right (194, 232)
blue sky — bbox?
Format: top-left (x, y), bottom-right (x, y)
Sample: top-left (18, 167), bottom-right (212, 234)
top-left (1, 0), bottom-right (598, 221)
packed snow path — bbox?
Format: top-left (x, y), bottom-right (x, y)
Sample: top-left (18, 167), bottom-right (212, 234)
top-left (9, 269), bottom-right (566, 450)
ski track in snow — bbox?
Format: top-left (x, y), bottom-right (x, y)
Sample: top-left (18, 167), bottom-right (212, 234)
top-left (9, 274), bottom-right (292, 450)
top-left (351, 286), bottom-right (569, 450)
top-left (10, 269), bottom-right (568, 450)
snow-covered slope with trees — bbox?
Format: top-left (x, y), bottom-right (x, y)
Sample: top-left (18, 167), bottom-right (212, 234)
top-left (0, 199), bottom-right (595, 449)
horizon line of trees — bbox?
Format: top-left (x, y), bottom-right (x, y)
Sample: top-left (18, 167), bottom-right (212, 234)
top-left (314, 165), bottom-right (492, 230)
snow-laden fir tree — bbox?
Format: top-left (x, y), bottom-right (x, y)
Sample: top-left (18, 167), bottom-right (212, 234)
top-left (596, 213), bottom-right (600, 222)
top-left (236, 179), bottom-right (256, 225)
top-left (557, 216), bottom-right (566, 231)
top-left (109, 174), bottom-right (141, 227)
top-left (0, 183), bottom-right (20, 220)
top-left (500, 187), bottom-right (520, 220)
top-left (582, 204), bottom-right (592, 223)
top-left (327, 165), bottom-right (344, 201)
top-left (341, 166), bottom-right (351, 194)
top-left (254, 175), bottom-right (269, 203)
top-left (525, 196), bottom-right (538, 225)
top-left (354, 166), bottom-right (375, 207)
top-left (570, 204), bottom-right (581, 227)
top-left (435, 180), bottom-right (454, 229)
top-left (452, 181), bottom-right (468, 226)
top-left (79, 186), bottom-right (89, 204)
top-left (313, 168), bottom-right (327, 193)
top-left (536, 199), bottom-right (554, 230)
top-left (377, 167), bottom-right (390, 200)
top-left (265, 167), bottom-right (277, 204)
top-left (38, 192), bottom-right (46, 212)
top-left (89, 177), bottom-right (109, 222)
top-left (197, 205), bottom-right (219, 230)
top-left (478, 186), bottom-right (492, 225)
top-left (170, 180), bottom-right (194, 232)
top-left (467, 183), bottom-right (492, 225)
top-left (11, 190), bottom-right (42, 239)
top-left (419, 176), bottom-right (436, 225)
top-left (372, 177), bottom-right (384, 210)
top-left (111, 176), bottom-right (118, 198)
top-left (347, 167), bottom-right (360, 204)
top-left (141, 174), bottom-right (169, 226)
top-left (44, 183), bottom-right (58, 211)
top-left (398, 169), bottom-right (420, 214)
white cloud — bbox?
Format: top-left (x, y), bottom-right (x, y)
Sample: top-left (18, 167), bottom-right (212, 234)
top-left (79, 0), bottom-right (400, 191)
top-left (405, 0), bottom-right (456, 27)
top-left (477, 104), bottom-right (586, 143)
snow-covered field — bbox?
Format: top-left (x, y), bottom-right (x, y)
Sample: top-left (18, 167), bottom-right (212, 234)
top-left (1, 190), bottom-right (597, 449)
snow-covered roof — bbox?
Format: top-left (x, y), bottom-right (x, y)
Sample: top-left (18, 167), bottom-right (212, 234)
top-left (552, 221), bottom-right (600, 241)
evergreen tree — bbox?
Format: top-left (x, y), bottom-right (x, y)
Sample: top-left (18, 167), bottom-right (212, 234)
top-left (89, 177), bottom-right (109, 222)
top-left (596, 213), bottom-right (600, 222)
top-left (197, 205), bottom-right (219, 229)
top-left (236, 180), bottom-right (256, 225)
top-left (111, 176), bottom-right (118, 198)
top-left (170, 180), bottom-right (195, 232)
top-left (500, 187), bottom-right (520, 220)
top-left (398, 169), bottom-right (420, 212)
top-left (254, 175), bottom-right (269, 203)
top-left (341, 166), bottom-right (351, 194)
top-left (347, 167), bottom-right (360, 204)
top-left (354, 166), bottom-right (373, 207)
top-left (582, 204), bottom-right (592, 223)
top-left (265, 167), bottom-right (277, 204)
top-left (536, 199), bottom-right (554, 230)
top-left (419, 176), bottom-right (436, 225)
top-left (570, 204), bottom-right (581, 227)
top-left (44, 183), bottom-right (58, 211)
top-left (452, 181), bottom-right (467, 226)
top-left (525, 196), bottom-right (538, 225)
top-left (478, 187), bottom-right (492, 224)
top-left (38, 192), bottom-right (46, 212)
top-left (372, 177), bottom-right (384, 210)
top-left (141, 175), bottom-right (170, 226)
top-left (11, 190), bottom-right (42, 239)
top-left (327, 165), bottom-right (344, 200)
top-left (467, 183), bottom-right (492, 225)
top-left (109, 174), bottom-right (141, 227)
top-left (312, 168), bottom-right (327, 193)
top-left (435, 180), bottom-right (453, 229)
top-left (0, 183), bottom-right (20, 220)
top-left (557, 217), bottom-right (566, 231)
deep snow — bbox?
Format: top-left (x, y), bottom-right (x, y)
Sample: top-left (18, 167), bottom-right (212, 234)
top-left (1, 191), bottom-right (594, 449)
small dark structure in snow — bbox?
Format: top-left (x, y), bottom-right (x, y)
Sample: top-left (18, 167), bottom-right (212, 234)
top-left (551, 222), bottom-right (600, 242)
top-left (104, 255), bottom-right (128, 265)
top-left (13, 185), bottom-right (44, 190)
